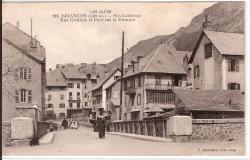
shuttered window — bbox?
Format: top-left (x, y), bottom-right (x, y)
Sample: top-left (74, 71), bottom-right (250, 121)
top-left (228, 59), bottom-right (239, 72)
top-left (228, 83), bottom-right (240, 90)
top-left (20, 89), bottom-right (27, 102)
top-left (204, 43), bottom-right (212, 58)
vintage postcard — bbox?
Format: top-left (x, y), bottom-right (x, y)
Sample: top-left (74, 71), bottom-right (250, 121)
top-left (2, 1), bottom-right (246, 157)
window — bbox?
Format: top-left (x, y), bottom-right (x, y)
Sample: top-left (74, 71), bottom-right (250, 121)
top-left (228, 59), bottom-right (239, 72)
top-left (20, 89), bottom-right (27, 102)
top-left (59, 103), bottom-right (65, 108)
top-left (15, 90), bottom-right (19, 103)
top-left (77, 103), bottom-right (80, 108)
top-left (228, 83), bottom-right (240, 90)
top-left (85, 102), bottom-right (88, 106)
top-left (48, 104), bottom-right (53, 108)
top-left (69, 92), bottom-right (72, 100)
top-left (48, 95), bottom-right (52, 101)
top-left (77, 83), bottom-right (80, 88)
top-left (85, 85), bottom-right (87, 89)
top-left (59, 113), bottom-right (66, 118)
top-left (204, 43), bottom-right (212, 58)
top-left (138, 76), bottom-right (141, 87)
top-left (68, 83), bottom-right (74, 88)
top-left (77, 92), bottom-right (80, 100)
top-left (84, 93), bottom-right (87, 98)
top-left (23, 68), bottom-right (27, 79)
top-left (69, 103), bottom-right (72, 108)
top-left (155, 74), bottom-right (161, 85)
top-left (114, 76), bottom-right (119, 80)
top-left (146, 91), bottom-right (175, 103)
top-left (60, 94), bottom-right (64, 100)
top-left (137, 94), bottom-right (141, 105)
top-left (28, 68), bottom-right (32, 80)
top-left (28, 90), bottom-right (32, 103)
top-left (19, 67), bottom-right (28, 80)
top-left (91, 79), bottom-right (97, 84)
top-left (194, 65), bottom-right (200, 79)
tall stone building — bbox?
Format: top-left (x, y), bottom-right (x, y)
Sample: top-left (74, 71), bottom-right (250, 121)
top-left (2, 22), bottom-right (46, 121)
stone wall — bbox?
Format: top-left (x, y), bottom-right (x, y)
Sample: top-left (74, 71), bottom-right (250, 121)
top-left (37, 121), bottom-right (50, 138)
top-left (2, 121), bottom-right (11, 146)
top-left (192, 119), bottom-right (244, 140)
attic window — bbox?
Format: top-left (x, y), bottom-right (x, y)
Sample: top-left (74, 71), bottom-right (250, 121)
top-left (204, 43), bottom-right (212, 59)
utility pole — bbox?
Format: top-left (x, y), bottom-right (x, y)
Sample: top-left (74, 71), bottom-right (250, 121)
top-left (119, 31), bottom-right (124, 120)
top-left (31, 18), bottom-right (33, 45)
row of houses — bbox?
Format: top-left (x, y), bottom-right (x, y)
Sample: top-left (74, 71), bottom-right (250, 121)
top-left (90, 30), bottom-right (245, 121)
top-left (45, 63), bottom-right (111, 119)
top-left (2, 21), bottom-right (244, 122)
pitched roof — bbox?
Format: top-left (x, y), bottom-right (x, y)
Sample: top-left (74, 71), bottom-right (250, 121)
top-left (46, 69), bottom-right (67, 87)
top-left (91, 68), bottom-right (121, 91)
top-left (189, 31), bottom-right (244, 63)
top-left (173, 89), bottom-right (244, 112)
top-left (2, 22), bottom-right (46, 62)
top-left (124, 44), bottom-right (189, 78)
top-left (61, 65), bottom-right (86, 79)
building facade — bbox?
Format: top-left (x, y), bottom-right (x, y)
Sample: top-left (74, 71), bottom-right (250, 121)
top-left (107, 44), bottom-right (190, 121)
top-left (188, 31), bottom-right (245, 91)
top-left (45, 63), bottom-right (109, 119)
top-left (2, 22), bottom-right (46, 121)
top-left (91, 68), bottom-right (121, 119)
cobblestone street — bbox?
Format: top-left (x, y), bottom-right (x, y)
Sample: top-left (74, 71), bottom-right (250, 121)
top-left (3, 126), bottom-right (245, 156)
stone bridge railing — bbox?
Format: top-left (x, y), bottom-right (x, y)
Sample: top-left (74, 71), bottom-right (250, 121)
top-left (112, 119), bottom-right (169, 138)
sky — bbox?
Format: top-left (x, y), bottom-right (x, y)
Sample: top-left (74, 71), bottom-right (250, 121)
top-left (3, 2), bottom-right (215, 69)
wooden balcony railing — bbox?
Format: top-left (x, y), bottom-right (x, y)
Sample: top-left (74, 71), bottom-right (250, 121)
top-left (145, 84), bottom-right (181, 90)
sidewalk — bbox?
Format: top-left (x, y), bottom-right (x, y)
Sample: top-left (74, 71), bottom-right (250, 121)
top-left (107, 132), bottom-right (173, 142)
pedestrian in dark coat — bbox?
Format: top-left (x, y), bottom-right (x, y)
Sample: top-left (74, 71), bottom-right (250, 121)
top-left (97, 108), bottom-right (107, 139)
top-left (61, 118), bottom-right (68, 129)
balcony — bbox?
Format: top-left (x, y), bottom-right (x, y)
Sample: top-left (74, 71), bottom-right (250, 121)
top-left (125, 86), bottom-right (136, 95)
top-left (145, 84), bottom-right (181, 90)
top-left (68, 99), bottom-right (81, 103)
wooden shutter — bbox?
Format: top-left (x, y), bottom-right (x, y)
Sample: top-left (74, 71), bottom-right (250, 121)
top-left (20, 67), bottom-right (23, 79)
top-left (28, 68), bottom-right (32, 80)
top-left (236, 60), bottom-right (239, 72)
top-left (28, 90), bottom-right (32, 103)
top-left (15, 90), bottom-right (19, 103)
top-left (228, 60), bottom-right (231, 71)
top-left (14, 68), bottom-right (19, 80)
top-left (237, 84), bottom-right (240, 90)
top-left (228, 83), bottom-right (231, 90)
top-left (197, 66), bottom-right (200, 77)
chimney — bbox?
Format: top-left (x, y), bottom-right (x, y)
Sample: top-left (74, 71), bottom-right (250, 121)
top-left (16, 21), bottom-right (20, 28)
top-left (137, 56), bottom-right (143, 64)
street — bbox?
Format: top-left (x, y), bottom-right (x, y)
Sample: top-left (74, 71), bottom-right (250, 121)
top-left (3, 126), bottom-right (245, 156)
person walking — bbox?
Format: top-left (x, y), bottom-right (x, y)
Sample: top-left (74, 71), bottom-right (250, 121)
top-left (97, 108), bottom-right (107, 139)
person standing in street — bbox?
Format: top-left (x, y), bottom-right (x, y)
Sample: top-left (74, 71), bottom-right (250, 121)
top-left (97, 108), bottom-right (107, 139)
top-left (61, 118), bottom-right (68, 129)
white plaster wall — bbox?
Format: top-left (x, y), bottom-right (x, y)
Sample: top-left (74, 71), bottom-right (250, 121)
top-left (45, 88), bottom-right (67, 118)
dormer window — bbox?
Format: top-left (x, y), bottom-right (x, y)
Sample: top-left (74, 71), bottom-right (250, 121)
top-left (204, 43), bottom-right (212, 58)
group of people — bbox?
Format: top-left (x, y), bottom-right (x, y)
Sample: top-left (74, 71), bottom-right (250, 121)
top-left (61, 118), bottom-right (79, 129)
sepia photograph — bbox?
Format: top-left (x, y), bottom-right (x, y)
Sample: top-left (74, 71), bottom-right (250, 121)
top-left (1, 0), bottom-right (246, 158)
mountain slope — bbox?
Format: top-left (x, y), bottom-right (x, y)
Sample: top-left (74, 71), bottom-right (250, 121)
top-left (106, 1), bottom-right (244, 71)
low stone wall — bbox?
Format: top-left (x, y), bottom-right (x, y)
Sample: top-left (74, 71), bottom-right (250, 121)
top-left (37, 121), bottom-right (50, 138)
top-left (2, 121), bottom-right (11, 146)
top-left (192, 119), bottom-right (245, 140)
